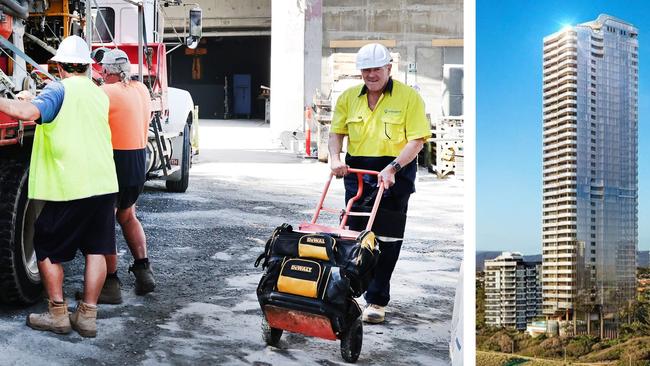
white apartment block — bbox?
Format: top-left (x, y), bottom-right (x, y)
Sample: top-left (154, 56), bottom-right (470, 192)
top-left (485, 252), bottom-right (542, 330)
top-left (542, 14), bottom-right (638, 319)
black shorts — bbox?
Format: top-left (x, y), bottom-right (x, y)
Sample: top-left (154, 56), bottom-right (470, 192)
top-left (116, 184), bottom-right (144, 209)
top-left (34, 194), bottom-right (117, 263)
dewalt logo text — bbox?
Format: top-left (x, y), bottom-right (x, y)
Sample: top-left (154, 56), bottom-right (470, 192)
top-left (305, 237), bottom-right (325, 244)
top-left (290, 265), bottom-right (313, 273)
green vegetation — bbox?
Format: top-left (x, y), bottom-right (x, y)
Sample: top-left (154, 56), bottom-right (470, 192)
top-left (638, 267), bottom-right (650, 278)
top-left (476, 268), bottom-right (650, 364)
top-left (477, 272), bottom-right (485, 329)
top-left (476, 351), bottom-right (566, 366)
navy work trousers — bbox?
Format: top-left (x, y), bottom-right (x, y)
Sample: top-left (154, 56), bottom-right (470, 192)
top-left (345, 187), bottom-right (410, 307)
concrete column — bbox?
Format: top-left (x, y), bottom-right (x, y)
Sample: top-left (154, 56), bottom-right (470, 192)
top-left (270, 1), bottom-right (306, 138)
top-left (586, 311), bottom-right (591, 335)
top-left (270, 0), bottom-right (322, 144)
top-left (304, 0), bottom-right (322, 107)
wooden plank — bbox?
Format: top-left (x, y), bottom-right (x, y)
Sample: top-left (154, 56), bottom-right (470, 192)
top-left (431, 39), bottom-right (464, 47)
top-left (185, 48), bottom-right (207, 55)
top-left (329, 39), bottom-right (396, 48)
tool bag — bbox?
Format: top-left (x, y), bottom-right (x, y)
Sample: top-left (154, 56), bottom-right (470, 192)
top-left (255, 224), bottom-right (380, 302)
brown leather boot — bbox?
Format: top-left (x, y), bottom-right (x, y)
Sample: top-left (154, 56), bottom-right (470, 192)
top-left (74, 275), bottom-right (123, 304)
top-left (26, 299), bottom-right (72, 334)
top-left (70, 301), bottom-right (98, 338)
top-left (129, 261), bottom-right (156, 295)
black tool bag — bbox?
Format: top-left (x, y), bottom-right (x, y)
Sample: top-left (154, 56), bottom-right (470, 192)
top-left (255, 224), bottom-right (380, 304)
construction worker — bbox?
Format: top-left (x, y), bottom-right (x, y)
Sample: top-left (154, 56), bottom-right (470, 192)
top-left (329, 43), bottom-right (430, 324)
top-left (0, 35), bottom-right (117, 337)
top-left (97, 49), bottom-right (155, 301)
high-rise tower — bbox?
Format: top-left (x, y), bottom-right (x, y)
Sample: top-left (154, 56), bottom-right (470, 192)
top-left (542, 14), bottom-right (638, 319)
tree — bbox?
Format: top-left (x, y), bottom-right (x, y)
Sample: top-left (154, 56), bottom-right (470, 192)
top-left (477, 272), bottom-right (486, 329)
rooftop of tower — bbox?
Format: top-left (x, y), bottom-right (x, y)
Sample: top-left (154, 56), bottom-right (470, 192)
top-left (543, 14), bottom-right (637, 41)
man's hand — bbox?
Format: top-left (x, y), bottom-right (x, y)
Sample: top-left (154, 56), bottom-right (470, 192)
top-left (15, 90), bottom-right (34, 102)
top-left (378, 165), bottom-right (396, 188)
top-left (330, 160), bottom-right (349, 178)
top-left (328, 133), bottom-right (348, 177)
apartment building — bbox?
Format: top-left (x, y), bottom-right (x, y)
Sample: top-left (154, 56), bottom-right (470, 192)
top-left (541, 14), bottom-right (638, 319)
top-left (485, 252), bottom-right (542, 330)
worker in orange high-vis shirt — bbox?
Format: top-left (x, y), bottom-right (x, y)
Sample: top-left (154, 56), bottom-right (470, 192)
top-left (97, 49), bottom-right (155, 302)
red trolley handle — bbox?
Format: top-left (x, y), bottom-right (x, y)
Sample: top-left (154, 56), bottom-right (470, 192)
top-left (310, 168), bottom-right (385, 232)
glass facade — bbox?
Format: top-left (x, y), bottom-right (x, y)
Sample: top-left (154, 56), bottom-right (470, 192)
top-left (542, 15), bottom-right (637, 317)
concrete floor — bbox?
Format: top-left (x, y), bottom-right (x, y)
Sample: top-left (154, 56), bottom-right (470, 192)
top-left (0, 119), bottom-right (463, 365)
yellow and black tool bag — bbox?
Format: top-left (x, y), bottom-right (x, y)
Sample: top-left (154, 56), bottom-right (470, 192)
top-left (277, 258), bottom-right (327, 298)
top-left (255, 224), bottom-right (337, 264)
top-left (255, 224), bottom-right (380, 301)
top-left (334, 230), bottom-right (380, 297)
top-left (255, 224), bottom-right (378, 337)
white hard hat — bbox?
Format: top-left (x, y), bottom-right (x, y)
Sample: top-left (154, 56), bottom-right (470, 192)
top-left (100, 49), bottom-right (130, 65)
top-left (51, 35), bottom-right (94, 64)
top-left (356, 43), bottom-right (392, 70)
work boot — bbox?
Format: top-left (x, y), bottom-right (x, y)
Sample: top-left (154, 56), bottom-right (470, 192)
top-left (362, 304), bottom-right (385, 324)
top-left (129, 261), bottom-right (156, 295)
top-left (70, 301), bottom-right (98, 338)
top-left (26, 299), bottom-right (72, 334)
top-left (74, 274), bottom-right (123, 304)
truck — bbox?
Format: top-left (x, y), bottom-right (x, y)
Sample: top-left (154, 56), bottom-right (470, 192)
top-left (0, 0), bottom-right (200, 304)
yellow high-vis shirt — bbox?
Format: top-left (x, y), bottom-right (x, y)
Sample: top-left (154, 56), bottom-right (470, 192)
top-left (331, 78), bottom-right (430, 157)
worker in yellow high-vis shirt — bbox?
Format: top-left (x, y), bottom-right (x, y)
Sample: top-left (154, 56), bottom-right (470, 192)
top-left (329, 43), bottom-right (430, 324)
top-left (0, 35), bottom-right (117, 338)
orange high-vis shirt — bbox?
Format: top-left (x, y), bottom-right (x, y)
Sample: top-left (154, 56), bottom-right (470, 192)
top-left (101, 81), bottom-right (151, 150)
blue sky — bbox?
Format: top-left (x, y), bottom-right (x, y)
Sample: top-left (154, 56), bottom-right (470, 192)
top-left (477, 0), bottom-right (650, 254)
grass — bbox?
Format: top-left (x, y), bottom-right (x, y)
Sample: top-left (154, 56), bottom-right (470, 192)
top-left (477, 351), bottom-right (570, 366)
top-left (578, 336), bottom-right (650, 364)
top-left (476, 327), bottom-right (650, 365)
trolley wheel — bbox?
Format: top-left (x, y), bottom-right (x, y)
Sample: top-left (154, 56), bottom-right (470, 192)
top-left (261, 316), bottom-right (283, 347)
top-left (340, 316), bottom-right (363, 363)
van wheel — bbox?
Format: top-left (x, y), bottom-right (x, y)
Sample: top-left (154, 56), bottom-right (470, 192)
top-left (166, 119), bottom-right (191, 193)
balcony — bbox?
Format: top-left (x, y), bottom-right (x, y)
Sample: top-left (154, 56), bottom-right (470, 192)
top-left (543, 119), bottom-right (577, 135)
top-left (543, 98), bottom-right (578, 114)
top-left (543, 49), bottom-right (578, 66)
top-left (543, 80), bottom-right (578, 95)
top-left (543, 33), bottom-right (576, 51)
top-left (543, 63), bottom-right (577, 78)
top-left (543, 83), bottom-right (578, 98)
top-left (543, 121), bottom-right (578, 137)
top-left (543, 85), bottom-right (577, 99)
top-left (543, 128), bottom-right (578, 143)
top-left (542, 171), bottom-right (577, 182)
top-left (543, 285), bottom-right (575, 291)
top-left (542, 185), bottom-right (576, 196)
